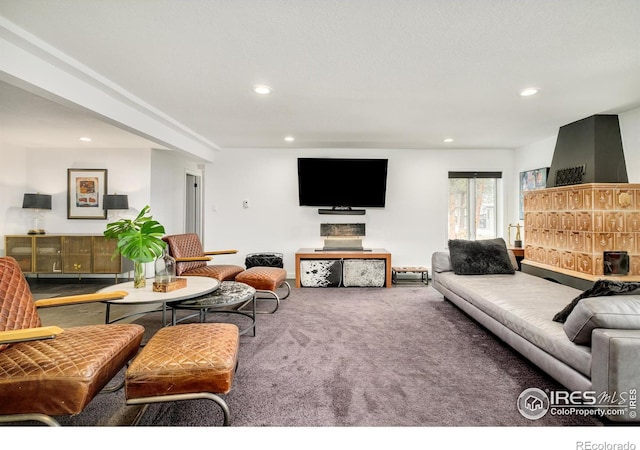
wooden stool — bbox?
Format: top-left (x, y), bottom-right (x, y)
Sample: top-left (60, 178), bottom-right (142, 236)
top-left (235, 266), bottom-right (291, 314)
top-left (391, 266), bottom-right (429, 285)
top-left (125, 322), bottom-right (239, 426)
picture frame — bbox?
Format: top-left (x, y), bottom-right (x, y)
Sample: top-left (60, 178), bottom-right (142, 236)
top-left (519, 167), bottom-right (549, 220)
top-left (67, 168), bottom-right (108, 219)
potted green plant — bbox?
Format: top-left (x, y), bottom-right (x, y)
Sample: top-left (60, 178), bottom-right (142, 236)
top-left (104, 205), bottom-right (166, 288)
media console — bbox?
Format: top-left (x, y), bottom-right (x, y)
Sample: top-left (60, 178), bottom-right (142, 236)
top-left (4, 234), bottom-right (132, 280)
top-left (295, 248), bottom-right (392, 288)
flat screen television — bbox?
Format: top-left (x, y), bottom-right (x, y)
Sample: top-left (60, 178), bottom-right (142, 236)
top-left (297, 158), bottom-right (388, 209)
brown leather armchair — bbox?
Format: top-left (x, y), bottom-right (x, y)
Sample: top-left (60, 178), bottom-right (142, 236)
top-left (163, 233), bottom-right (244, 281)
top-left (0, 256), bottom-right (144, 426)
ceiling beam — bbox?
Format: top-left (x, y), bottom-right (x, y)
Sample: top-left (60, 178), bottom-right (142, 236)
top-left (0, 17), bottom-right (219, 162)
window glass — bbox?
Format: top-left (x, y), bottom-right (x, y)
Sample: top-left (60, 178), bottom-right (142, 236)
top-left (448, 173), bottom-right (500, 240)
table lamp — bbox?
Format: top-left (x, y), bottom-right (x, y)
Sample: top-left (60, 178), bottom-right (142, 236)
top-left (22, 193), bottom-right (52, 235)
top-left (103, 194), bottom-right (129, 219)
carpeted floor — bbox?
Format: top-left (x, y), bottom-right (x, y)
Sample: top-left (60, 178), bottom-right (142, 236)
top-left (39, 283), bottom-right (604, 427)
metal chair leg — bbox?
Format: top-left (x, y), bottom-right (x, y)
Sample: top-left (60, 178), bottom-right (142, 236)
top-left (126, 392), bottom-right (230, 426)
top-left (240, 281), bottom-right (290, 314)
top-left (0, 413), bottom-right (61, 427)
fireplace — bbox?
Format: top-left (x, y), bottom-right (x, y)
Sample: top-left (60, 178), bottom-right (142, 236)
top-left (522, 183), bottom-right (640, 286)
top-left (521, 114), bottom-right (640, 288)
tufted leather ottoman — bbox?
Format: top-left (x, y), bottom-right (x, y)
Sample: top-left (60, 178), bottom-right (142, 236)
top-left (125, 322), bottom-right (239, 426)
top-left (235, 266), bottom-right (291, 314)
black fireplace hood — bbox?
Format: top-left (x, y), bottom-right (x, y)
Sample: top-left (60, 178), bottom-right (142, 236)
top-left (547, 114), bottom-right (628, 187)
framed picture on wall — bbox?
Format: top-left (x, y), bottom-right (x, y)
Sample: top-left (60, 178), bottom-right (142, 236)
top-left (67, 168), bottom-right (108, 219)
top-left (519, 167), bottom-right (549, 220)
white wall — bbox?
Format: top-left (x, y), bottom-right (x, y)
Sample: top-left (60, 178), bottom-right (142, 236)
top-left (620, 107), bottom-right (640, 182)
top-left (150, 148), bottom-right (204, 235)
top-left (18, 148), bottom-right (153, 235)
top-left (0, 146), bottom-right (197, 256)
top-left (0, 143), bottom-right (28, 238)
top-left (4, 106), bottom-right (638, 278)
top-left (205, 147), bottom-right (515, 277)
top-left (205, 107), bottom-right (640, 278)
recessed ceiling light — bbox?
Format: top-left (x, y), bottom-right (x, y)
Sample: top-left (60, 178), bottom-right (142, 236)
top-left (520, 87), bottom-right (539, 97)
top-left (79, 136), bottom-right (92, 142)
top-left (253, 85), bottom-right (272, 95)
top-left (284, 136), bottom-right (295, 142)
top-left (443, 138), bottom-right (454, 143)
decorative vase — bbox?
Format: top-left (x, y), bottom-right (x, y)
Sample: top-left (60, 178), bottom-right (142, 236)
top-left (154, 247), bottom-right (176, 284)
top-left (133, 261), bottom-right (146, 288)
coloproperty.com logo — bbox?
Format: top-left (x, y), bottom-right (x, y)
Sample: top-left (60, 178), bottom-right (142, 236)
top-left (517, 387), bottom-right (637, 420)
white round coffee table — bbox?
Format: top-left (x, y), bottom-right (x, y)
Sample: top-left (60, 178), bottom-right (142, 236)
top-left (98, 276), bottom-right (220, 325)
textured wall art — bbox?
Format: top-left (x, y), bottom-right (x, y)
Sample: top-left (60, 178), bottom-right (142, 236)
top-left (320, 223), bottom-right (366, 237)
top-left (519, 167), bottom-right (548, 220)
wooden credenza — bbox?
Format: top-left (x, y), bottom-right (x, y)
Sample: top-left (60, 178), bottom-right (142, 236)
top-left (295, 248), bottom-right (392, 288)
top-left (4, 234), bottom-right (132, 278)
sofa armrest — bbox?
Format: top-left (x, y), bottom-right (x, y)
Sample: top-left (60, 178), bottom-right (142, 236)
top-left (591, 329), bottom-right (640, 422)
top-left (0, 326), bottom-right (64, 344)
top-left (175, 256), bottom-right (212, 262)
top-left (34, 290), bottom-right (129, 308)
top-left (431, 251), bottom-right (452, 273)
top-left (204, 249), bottom-right (238, 256)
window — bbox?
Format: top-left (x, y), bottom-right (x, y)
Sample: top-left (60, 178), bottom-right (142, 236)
top-left (448, 171), bottom-right (501, 240)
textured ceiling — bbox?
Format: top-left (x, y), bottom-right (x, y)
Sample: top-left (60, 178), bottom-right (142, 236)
top-left (1, 0), bottom-right (640, 151)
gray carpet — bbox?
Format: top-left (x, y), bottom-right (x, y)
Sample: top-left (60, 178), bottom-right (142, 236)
top-left (55, 285), bottom-right (603, 427)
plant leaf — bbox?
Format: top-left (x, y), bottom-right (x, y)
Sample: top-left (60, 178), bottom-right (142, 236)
top-left (103, 205), bottom-right (166, 262)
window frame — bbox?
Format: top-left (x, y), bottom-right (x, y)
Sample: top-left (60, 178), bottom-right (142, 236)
top-left (447, 171), bottom-right (503, 241)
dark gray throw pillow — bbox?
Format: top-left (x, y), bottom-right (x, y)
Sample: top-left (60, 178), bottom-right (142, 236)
top-left (448, 238), bottom-right (515, 275)
top-left (553, 279), bottom-right (640, 323)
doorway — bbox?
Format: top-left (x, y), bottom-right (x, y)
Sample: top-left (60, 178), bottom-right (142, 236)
top-left (185, 172), bottom-right (202, 238)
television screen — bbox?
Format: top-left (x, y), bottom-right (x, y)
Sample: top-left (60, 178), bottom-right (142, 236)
top-left (297, 158), bottom-right (388, 208)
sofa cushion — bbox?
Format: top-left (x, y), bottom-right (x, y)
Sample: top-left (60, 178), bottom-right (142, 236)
top-left (563, 296), bottom-right (640, 345)
top-left (448, 238), bottom-right (515, 275)
top-left (434, 270), bottom-right (592, 376)
top-left (553, 279), bottom-right (640, 323)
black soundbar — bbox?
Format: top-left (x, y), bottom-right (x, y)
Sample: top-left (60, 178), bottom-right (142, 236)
top-left (318, 208), bottom-right (366, 215)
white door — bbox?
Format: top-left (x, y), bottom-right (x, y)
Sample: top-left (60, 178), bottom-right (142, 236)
top-left (185, 173), bottom-right (202, 237)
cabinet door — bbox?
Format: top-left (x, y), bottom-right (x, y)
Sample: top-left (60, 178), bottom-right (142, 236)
top-left (5, 236), bottom-right (34, 272)
top-left (34, 236), bottom-right (63, 273)
top-left (62, 236), bottom-right (92, 273)
top-left (92, 236), bottom-right (128, 273)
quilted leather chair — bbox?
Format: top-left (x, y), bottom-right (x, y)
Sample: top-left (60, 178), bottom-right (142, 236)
top-left (163, 233), bottom-right (244, 281)
top-left (0, 256), bottom-right (144, 426)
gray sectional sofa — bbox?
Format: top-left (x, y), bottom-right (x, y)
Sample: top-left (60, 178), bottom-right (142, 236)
top-left (431, 249), bottom-right (640, 423)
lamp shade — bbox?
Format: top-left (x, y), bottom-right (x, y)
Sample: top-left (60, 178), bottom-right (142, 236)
top-left (22, 193), bottom-right (52, 210)
top-left (103, 194), bottom-right (129, 210)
